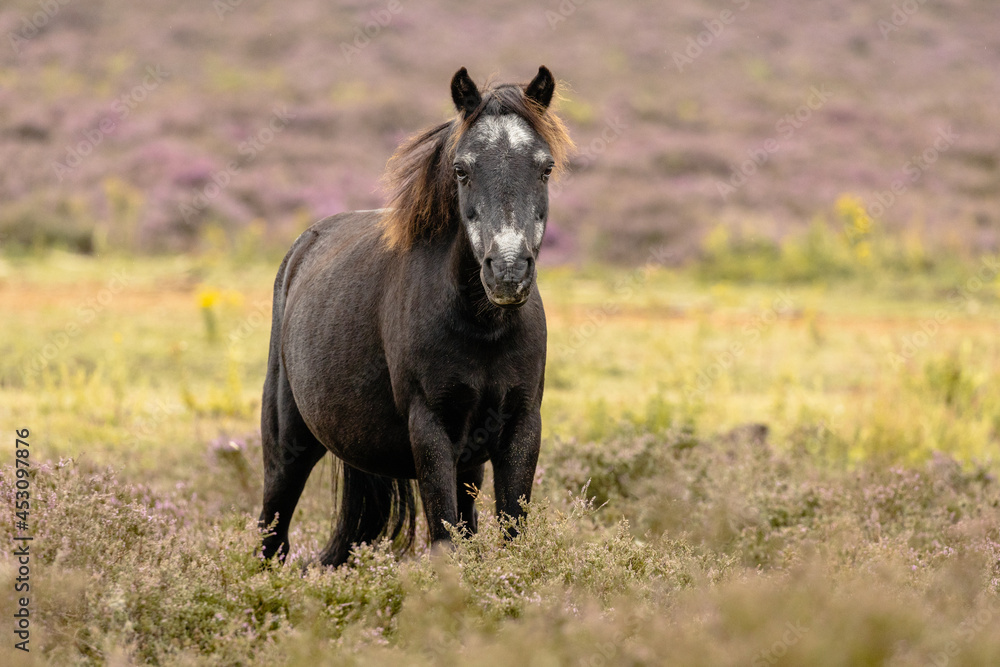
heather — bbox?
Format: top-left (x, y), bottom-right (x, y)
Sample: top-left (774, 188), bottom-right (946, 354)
top-left (2, 252), bottom-right (1000, 665)
top-left (1, 0), bottom-right (999, 261)
top-left (3, 426), bottom-right (1000, 666)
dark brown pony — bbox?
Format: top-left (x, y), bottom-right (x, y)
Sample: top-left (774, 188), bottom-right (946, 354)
top-left (259, 66), bottom-right (573, 566)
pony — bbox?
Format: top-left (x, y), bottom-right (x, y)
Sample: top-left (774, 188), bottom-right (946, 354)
top-left (258, 66), bottom-right (573, 566)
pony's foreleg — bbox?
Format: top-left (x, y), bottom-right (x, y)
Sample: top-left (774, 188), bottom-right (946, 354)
top-left (491, 407), bottom-right (542, 538)
top-left (408, 399), bottom-right (459, 547)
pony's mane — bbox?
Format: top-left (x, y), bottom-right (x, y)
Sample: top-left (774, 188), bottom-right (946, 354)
top-left (379, 79), bottom-right (574, 250)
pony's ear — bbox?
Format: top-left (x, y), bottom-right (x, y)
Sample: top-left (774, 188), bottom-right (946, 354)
top-left (525, 66), bottom-right (555, 110)
top-left (451, 67), bottom-right (482, 117)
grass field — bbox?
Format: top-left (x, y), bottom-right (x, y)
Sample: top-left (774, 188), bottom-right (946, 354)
top-left (2, 234), bottom-right (1000, 665)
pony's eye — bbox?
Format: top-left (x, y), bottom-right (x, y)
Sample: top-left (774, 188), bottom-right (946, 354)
top-left (541, 164), bottom-right (554, 182)
top-left (454, 164), bottom-right (469, 183)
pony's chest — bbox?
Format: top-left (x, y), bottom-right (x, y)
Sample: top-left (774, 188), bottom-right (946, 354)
top-left (418, 345), bottom-right (536, 412)
top-left (426, 380), bottom-right (517, 465)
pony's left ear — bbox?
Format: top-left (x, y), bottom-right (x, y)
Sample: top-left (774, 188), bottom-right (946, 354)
top-left (451, 67), bottom-right (482, 117)
top-left (525, 66), bottom-right (555, 110)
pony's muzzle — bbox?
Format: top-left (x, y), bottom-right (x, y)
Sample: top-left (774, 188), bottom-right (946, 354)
top-left (482, 253), bottom-right (534, 307)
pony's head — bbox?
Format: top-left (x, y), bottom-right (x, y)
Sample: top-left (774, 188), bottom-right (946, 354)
top-left (449, 66), bottom-right (570, 308)
top-left (380, 66), bottom-right (572, 308)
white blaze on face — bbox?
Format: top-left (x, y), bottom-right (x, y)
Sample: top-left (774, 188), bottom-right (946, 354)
top-left (466, 114), bottom-right (541, 266)
top-left (477, 114), bottom-right (533, 149)
top-left (533, 220), bottom-right (545, 249)
top-left (467, 215), bottom-right (483, 253)
top-left (493, 226), bottom-right (527, 268)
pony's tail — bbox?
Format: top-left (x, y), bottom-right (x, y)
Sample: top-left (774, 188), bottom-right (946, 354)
top-left (319, 459), bottom-right (417, 567)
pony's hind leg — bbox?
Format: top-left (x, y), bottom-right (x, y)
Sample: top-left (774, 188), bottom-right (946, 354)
top-left (457, 464), bottom-right (484, 534)
top-left (259, 364), bottom-right (326, 562)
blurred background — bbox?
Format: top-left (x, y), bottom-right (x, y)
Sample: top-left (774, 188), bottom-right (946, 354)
top-left (4, 5), bottom-right (1000, 664)
top-left (2, 0), bottom-right (998, 264)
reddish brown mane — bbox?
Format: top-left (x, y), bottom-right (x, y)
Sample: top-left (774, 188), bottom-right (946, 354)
top-left (379, 80), bottom-right (574, 250)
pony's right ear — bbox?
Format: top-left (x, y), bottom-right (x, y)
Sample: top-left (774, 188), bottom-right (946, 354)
top-left (451, 67), bottom-right (482, 117)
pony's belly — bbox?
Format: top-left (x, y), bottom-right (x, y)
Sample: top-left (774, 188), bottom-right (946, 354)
top-left (282, 269), bottom-right (420, 477)
top-left (283, 340), bottom-right (417, 478)
top-left (301, 397), bottom-right (418, 479)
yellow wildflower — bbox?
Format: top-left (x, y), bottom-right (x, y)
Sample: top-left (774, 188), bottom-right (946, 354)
top-left (197, 288), bottom-right (221, 309)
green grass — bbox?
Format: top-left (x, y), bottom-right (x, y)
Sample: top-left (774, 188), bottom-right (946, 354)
top-left (1, 241), bottom-right (999, 665)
